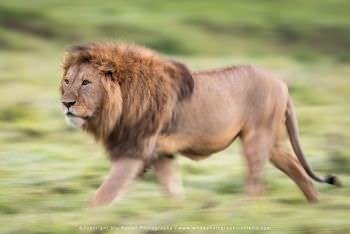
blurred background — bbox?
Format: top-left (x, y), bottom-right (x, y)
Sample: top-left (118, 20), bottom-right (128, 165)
top-left (0, 0), bottom-right (349, 233)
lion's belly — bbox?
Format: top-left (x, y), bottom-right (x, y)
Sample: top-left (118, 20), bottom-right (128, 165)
top-left (180, 131), bottom-right (241, 160)
top-left (157, 123), bottom-right (241, 159)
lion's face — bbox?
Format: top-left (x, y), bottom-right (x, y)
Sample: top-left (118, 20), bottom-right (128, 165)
top-left (60, 63), bottom-right (105, 128)
top-left (60, 42), bottom-right (193, 142)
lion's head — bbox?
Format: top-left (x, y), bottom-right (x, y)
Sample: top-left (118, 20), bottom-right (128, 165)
top-left (60, 42), bottom-right (193, 158)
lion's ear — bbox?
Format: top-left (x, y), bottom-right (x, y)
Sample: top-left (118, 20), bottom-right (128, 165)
top-left (168, 60), bottom-right (194, 101)
top-left (67, 45), bottom-right (92, 63)
top-left (98, 61), bottom-right (117, 80)
top-left (63, 44), bottom-right (92, 77)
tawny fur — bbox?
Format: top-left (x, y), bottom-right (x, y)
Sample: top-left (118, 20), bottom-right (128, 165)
top-left (60, 42), bottom-right (338, 207)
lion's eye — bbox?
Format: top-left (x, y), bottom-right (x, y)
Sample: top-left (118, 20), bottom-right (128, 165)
top-left (82, 80), bottom-right (91, 86)
top-left (64, 79), bottom-right (69, 85)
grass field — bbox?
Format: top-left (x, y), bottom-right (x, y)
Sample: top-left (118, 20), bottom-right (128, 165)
top-left (0, 1), bottom-right (350, 233)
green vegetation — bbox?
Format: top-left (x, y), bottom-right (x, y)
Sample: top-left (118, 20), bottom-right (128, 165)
top-left (0, 0), bottom-right (349, 233)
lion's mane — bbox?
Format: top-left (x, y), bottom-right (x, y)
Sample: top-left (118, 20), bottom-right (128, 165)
top-left (62, 42), bottom-right (194, 160)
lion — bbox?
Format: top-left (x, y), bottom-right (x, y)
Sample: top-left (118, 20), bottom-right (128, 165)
top-left (60, 42), bottom-right (339, 208)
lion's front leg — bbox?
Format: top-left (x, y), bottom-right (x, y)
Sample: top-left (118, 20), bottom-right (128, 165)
top-left (153, 154), bottom-right (184, 197)
top-left (89, 157), bottom-right (144, 208)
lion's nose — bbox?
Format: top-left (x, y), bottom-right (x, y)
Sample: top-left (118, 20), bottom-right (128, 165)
top-left (62, 101), bottom-right (76, 108)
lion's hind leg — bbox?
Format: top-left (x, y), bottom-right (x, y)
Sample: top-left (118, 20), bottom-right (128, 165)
top-left (270, 136), bottom-right (318, 202)
top-left (241, 128), bottom-right (275, 197)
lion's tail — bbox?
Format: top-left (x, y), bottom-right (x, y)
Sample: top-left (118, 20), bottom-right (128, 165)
top-left (285, 97), bottom-right (341, 186)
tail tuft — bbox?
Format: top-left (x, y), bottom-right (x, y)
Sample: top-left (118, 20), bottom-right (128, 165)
top-left (325, 175), bottom-right (342, 187)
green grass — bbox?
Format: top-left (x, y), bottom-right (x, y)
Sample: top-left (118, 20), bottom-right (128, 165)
top-left (0, 1), bottom-right (350, 233)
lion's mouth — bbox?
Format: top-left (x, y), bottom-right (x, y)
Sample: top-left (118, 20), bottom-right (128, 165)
top-left (66, 112), bottom-right (91, 120)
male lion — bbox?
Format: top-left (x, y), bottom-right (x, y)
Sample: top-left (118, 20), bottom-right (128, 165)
top-left (60, 42), bottom-right (339, 207)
